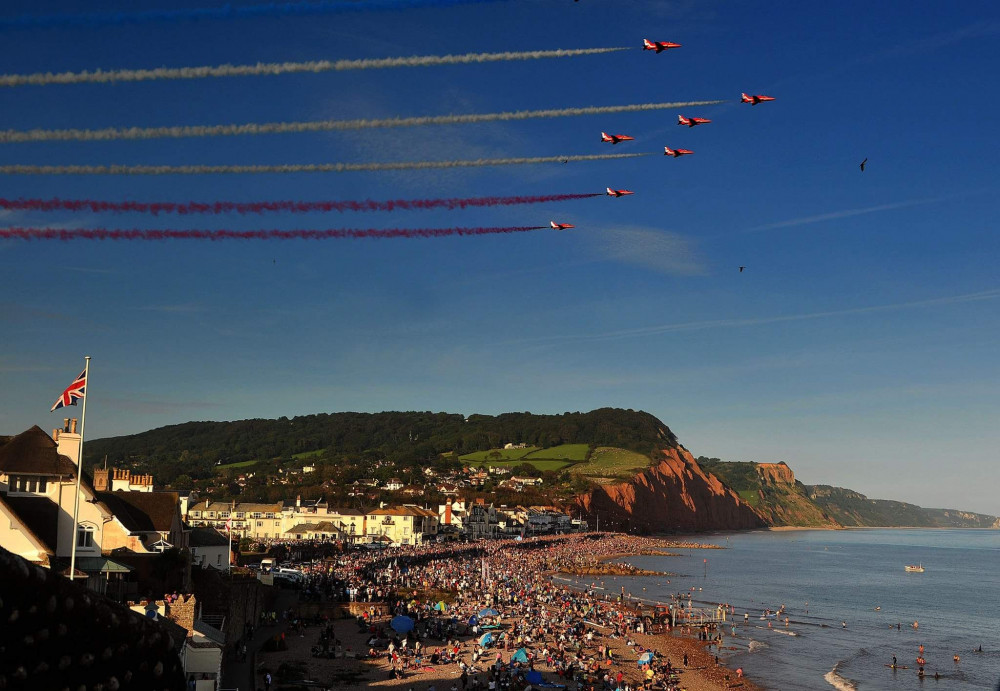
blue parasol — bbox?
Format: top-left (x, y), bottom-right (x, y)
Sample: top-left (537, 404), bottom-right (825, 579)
top-left (390, 615), bottom-right (415, 634)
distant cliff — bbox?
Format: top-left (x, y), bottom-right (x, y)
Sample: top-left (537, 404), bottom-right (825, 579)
top-left (694, 457), bottom-right (998, 529)
top-left (575, 447), bottom-right (766, 533)
top-left (807, 485), bottom-right (1000, 528)
top-left (697, 459), bottom-right (839, 527)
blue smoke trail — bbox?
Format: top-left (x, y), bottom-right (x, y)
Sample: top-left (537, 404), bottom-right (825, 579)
top-left (0, 0), bottom-right (512, 29)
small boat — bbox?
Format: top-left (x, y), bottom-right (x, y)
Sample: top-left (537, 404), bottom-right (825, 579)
top-left (905, 564), bottom-right (925, 573)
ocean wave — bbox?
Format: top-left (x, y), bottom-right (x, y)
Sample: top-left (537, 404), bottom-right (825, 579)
top-left (824, 662), bottom-right (858, 691)
top-left (748, 640), bottom-right (770, 653)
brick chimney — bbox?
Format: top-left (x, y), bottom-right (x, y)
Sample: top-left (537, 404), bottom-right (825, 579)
top-left (444, 498), bottom-right (453, 525)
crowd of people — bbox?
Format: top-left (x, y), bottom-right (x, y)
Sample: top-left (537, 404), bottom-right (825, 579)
top-left (257, 534), bottom-right (745, 691)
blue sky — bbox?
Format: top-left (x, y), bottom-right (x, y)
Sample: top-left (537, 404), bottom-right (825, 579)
top-left (1, 0), bottom-right (998, 514)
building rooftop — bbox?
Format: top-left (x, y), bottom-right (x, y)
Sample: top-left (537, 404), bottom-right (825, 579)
top-left (0, 426), bottom-right (77, 476)
top-left (97, 490), bottom-right (180, 533)
top-left (0, 494), bottom-right (59, 554)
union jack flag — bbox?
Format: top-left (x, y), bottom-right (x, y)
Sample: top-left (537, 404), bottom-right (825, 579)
top-left (50, 370), bottom-right (86, 411)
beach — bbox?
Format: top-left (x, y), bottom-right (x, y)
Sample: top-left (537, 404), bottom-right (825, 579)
top-left (253, 534), bottom-right (763, 691)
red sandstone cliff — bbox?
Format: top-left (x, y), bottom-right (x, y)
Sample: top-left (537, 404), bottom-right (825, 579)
top-left (756, 461), bottom-right (796, 485)
top-left (575, 446), bottom-right (766, 533)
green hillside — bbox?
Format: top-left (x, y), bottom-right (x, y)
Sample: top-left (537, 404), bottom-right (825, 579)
top-left (696, 457), bottom-right (998, 529)
top-left (571, 447), bottom-right (652, 479)
top-left (697, 458), bottom-right (839, 528)
top-left (807, 485), bottom-right (999, 528)
top-left (461, 444), bottom-right (651, 478)
top-left (84, 408), bottom-right (677, 485)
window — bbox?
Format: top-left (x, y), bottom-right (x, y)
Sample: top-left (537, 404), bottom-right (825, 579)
top-left (8, 475), bottom-right (44, 493)
top-left (217, 554), bottom-right (222, 565)
top-left (220, 511), bottom-right (230, 518)
top-left (236, 512), bottom-right (245, 518)
top-left (77, 524), bottom-right (96, 549)
top-left (256, 521), bottom-right (263, 527)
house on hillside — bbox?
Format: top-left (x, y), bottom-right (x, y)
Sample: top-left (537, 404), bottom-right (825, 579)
top-left (504, 476), bottom-right (542, 490)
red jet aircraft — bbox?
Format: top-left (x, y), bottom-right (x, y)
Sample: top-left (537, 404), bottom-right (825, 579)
top-left (741, 93), bottom-right (776, 105)
top-left (606, 188), bottom-right (634, 197)
top-left (550, 221), bottom-right (575, 230)
top-left (678, 115), bottom-right (711, 127)
top-left (643, 39), bottom-right (682, 53)
top-left (664, 147), bottom-right (694, 157)
top-left (601, 131), bottom-right (635, 145)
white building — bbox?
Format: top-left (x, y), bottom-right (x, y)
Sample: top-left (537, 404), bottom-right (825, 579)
top-left (0, 421), bottom-right (131, 593)
top-left (189, 527), bottom-right (231, 570)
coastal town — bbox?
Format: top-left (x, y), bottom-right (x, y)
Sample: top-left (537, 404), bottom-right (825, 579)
top-left (0, 419), bottom-right (753, 691)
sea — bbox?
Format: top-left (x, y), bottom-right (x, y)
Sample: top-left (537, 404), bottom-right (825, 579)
top-left (565, 529), bottom-right (1000, 690)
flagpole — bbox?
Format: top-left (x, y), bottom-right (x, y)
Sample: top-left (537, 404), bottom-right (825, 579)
top-left (68, 355), bottom-right (90, 582)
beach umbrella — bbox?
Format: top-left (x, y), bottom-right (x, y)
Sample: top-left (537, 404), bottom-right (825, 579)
top-left (637, 651), bottom-right (653, 667)
top-left (478, 608), bottom-right (499, 618)
top-left (436, 600), bottom-right (447, 612)
top-left (478, 632), bottom-right (494, 648)
top-left (512, 648), bottom-right (529, 664)
top-left (390, 616), bottom-right (415, 634)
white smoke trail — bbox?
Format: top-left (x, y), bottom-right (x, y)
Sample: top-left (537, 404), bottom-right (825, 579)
top-left (0, 153), bottom-right (653, 176)
top-left (0, 48), bottom-right (630, 88)
top-left (0, 101), bottom-right (726, 143)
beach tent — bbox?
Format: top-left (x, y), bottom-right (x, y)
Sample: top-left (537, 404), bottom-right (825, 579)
top-left (511, 648), bottom-right (529, 664)
top-left (478, 608), bottom-right (499, 618)
top-left (526, 671), bottom-right (543, 685)
top-left (478, 632), bottom-right (494, 648)
top-left (637, 652), bottom-right (654, 667)
top-left (390, 616), bottom-right (415, 634)
top-left (434, 601), bottom-right (447, 612)
top-left (468, 615), bottom-right (479, 627)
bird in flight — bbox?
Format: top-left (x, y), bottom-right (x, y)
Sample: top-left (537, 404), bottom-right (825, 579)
top-left (860, 158), bottom-right (868, 171)
top-left (739, 266), bottom-right (745, 273)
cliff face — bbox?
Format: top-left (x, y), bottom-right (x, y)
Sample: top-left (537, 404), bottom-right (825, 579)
top-left (808, 485), bottom-right (1000, 528)
top-left (575, 446), bottom-right (766, 533)
top-left (756, 462), bottom-right (795, 485)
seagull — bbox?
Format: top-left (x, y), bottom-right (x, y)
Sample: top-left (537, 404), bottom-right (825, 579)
top-left (860, 158), bottom-right (868, 171)
top-left (739, 266), bottom-right (745, 273)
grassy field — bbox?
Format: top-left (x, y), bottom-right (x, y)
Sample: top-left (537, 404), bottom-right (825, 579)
top-left (466, 458), bottom-right (572, 472)
top-left (570, 447), bottom-right (651, 479)
top-left (738, 489), bottom-right (761, 507)
top-left (459, 446), bottom-right (539, 462)
top-left (524, 443), bottom-right (590, 461)
top-left (216, 459), bottom-right (259, 471)
top-left (292, 449), bottom-right (325, 460)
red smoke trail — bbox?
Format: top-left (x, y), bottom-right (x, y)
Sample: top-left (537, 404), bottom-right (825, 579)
top-left (0, 226), bottom-right (548, 241)
top-left (0, 193), bottom-right (601, 215)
